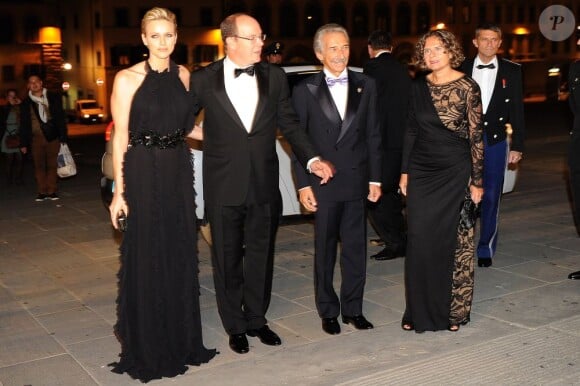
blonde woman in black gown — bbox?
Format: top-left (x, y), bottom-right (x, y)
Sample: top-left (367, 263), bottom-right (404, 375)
top-left (108, 7), bottom-right (215, 382)
top-left (399, 30), bottom-right (483, 333)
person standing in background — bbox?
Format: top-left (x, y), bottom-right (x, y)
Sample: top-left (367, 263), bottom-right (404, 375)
top-left (264, 41), bottom-right (284, 65)
top-left (19, 75), bottom-right (68, 201)
top-left (364, 30), bottom-right (411, 261)
top-left (567, 58), bottom-right (580, 280)
top-left (292, 23), bottom-right (382, 335)
top-left (0, 89), bottom-right (23, 185)
top-left (461, 22), bottom-right (525, 267)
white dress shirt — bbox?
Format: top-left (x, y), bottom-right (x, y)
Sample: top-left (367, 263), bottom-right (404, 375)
top-left (324, 68), bottom-right (348, 120)
top-left (223, 57), bottom-right (258, 132)
top-left (471, 56), bottom-right (498, 114)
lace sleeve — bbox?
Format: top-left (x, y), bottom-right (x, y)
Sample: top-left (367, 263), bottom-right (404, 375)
top-left (467, 81), bottom-right (483, 187)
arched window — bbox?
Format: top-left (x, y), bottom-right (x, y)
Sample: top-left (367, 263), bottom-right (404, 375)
top-left (252, 1), bottom-right (271, 37)
top-left (304, 1), bottom-right (323, 37)
top-left (279, 0), bottom-right (298, 37)
top-left (374, 1), bottom-right (391, 33)
top-left (328, 1), bottom-right (347, 27)
top-left (417, 2), bottom-right (430, 34)
top-left (396, 2), bottom-right (411, 36)
top-left (352, 2), bottom-right (369, 37)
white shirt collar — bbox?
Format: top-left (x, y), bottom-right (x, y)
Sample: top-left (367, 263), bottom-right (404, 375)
top-left (474, 56), bottom-right (498, 69)
top-left (323, 68), bottom-right (348, 80)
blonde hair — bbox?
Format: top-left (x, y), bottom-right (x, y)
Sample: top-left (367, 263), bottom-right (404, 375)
top-left (141, 7), bottom-right (177, 34)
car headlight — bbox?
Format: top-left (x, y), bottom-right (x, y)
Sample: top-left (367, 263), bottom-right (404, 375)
top-left (83, 114), bottom-right (90, 118)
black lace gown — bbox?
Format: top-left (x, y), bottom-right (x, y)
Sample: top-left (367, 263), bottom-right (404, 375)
top-left (110, 62), bottom-right (216, 383)
top-left (401, 75), bottom-right (483, 332)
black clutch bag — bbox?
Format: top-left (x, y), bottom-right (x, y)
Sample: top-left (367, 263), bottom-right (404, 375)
top-left (459, 191), bottom-right (479, 230)
top-left (117, 211), bottom-right (127, 232)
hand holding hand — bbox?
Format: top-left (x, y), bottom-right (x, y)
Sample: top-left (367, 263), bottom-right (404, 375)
top-left (299, 187), bottom-right (318, 212)
top-left (368, 184), bottom-right (382, 203)
top-left (310, 159), bottom-right (335, 184)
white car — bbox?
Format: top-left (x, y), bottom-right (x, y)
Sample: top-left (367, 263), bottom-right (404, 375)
top-left (101, 65), bottom-right (362, 222)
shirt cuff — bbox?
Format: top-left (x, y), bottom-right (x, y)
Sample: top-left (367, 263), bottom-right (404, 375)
top-left (370, 181), bottom-right (381, 187)
top-left (306, 157), bottom-right (321, 173)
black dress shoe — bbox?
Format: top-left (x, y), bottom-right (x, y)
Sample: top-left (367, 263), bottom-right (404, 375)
top-left (321, 317), bottom-right (341, 335)
top-left (246, 325), bottom-right (282, 346)
top-left (569, 270), bottom-right (580, 280)
top-left (229, 333), bottom-right (249, 354)
top-left (478, 258), bottom-right (492, 267)
top-left (342, 314), bottom-right (374, 330)
top-left (371, 247), bottom-right (405, 260)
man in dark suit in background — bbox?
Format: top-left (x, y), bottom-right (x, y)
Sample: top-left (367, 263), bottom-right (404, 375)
top-left (363, 30), bottom-right (411, 260)
top-left (189, 13), bottom-right (334, 355)
top-left (292, 23), bottom-right (382, 335)
top-left (461, 22), bottom-right (525, 268)
top-left (567, 58), bottom-right (580, 280)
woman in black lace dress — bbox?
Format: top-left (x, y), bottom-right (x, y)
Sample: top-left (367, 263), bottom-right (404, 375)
top-left (108, 7), bottom-right (216, 382)
top-left (399, 30), bottom-right (483, 333)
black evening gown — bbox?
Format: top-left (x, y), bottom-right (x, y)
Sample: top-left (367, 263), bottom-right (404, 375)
top-left (111, 61), bottom-right (216, 383)
top-left (401, 75), bottom-right (483, 332)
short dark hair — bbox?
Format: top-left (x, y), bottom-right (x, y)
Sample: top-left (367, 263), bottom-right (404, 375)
top-left (368, 30), bottom-right (392, 50)
top-left (475, 22), bottom-right (502, 38)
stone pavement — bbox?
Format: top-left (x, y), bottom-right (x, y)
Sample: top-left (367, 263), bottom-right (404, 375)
top-left (1, 111), bottom-right (579, 385)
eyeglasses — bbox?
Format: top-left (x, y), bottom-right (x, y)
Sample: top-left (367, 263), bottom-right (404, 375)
top-left (233, 34), bottom-right (267, 42)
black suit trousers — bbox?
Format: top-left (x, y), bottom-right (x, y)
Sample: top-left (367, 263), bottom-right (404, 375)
top-left (368, 150), bottom-right (406, 248)
top-left (314, 199), bottom-right (367, 318)
top-left (206, 185), bottom-right (280, 335)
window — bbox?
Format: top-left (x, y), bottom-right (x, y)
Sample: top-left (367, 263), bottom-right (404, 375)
top-left (304, 1), bottom-right (322, 37)
top-left (96, 51), bottom-right (102, 66)
top-left (517, 5), bottom-right (525, 23)
top-left (0, 14), bottom-right (14, 43)
top-left (494, 5), bottom-right (502, 24)
top-left (528, 5), bottom-right (536, 23)
top-left (396, 2), bottom-right (411, 36)
top-left (280, 1), bottom-right (298, 37)
top-left (225, 0), bottom-right (247, 15)
top-left (375, 1), bottom-right (391, 32)
top-left (478, 4), bottom-right (487, 24)
top-left (252, 2), bottom-right (271, 37)
top-left (73, 13), bottom-right (79, 30)
top-left (114, 7), bottom-right (129, 28)
top-left (24, 15), bottom-right (40, 42)
top-left (2, 65), bottom-right (15, 82)
top-left (446, 0), bottom-right (455, 24)
top-left (352, 2), bottom-right (369, 37)
top-left (417, 2), bottom-right (430, 34)
top-left (505, 5), bottom-right (513, 23)
top-left (329, 1), bottom-right (347, 26)
top-left (172, 43), bottom-right (187, 64)
top-left (75, 44), bottom-right (80, 64)
top-left (95, 12), bottom-right (101, 29)
top-left (200, 7), bottom-right (213, 27)
top-left (462, 1), bottom-right (471, 24)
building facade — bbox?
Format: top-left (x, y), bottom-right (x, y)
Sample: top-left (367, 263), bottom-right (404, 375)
top-left (0, 0), bottom-right (578, 113)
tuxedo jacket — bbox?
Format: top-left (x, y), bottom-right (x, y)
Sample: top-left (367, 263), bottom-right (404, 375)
top-left (190, 59), bottom-right (318, 207)
top-left (20, 91), bottom-right (68, 147)
top-left (291, 70), bottom-right (382, 202)
top-left (363, 52), bottom-right (411, 185)
top-left (461, 57), bottom-right (525, 152)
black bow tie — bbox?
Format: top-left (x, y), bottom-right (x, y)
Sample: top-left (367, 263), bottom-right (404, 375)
top-left (234, 66), bottom-right (255, 77)
top-left (476, 63), bottom-right (495, 70)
